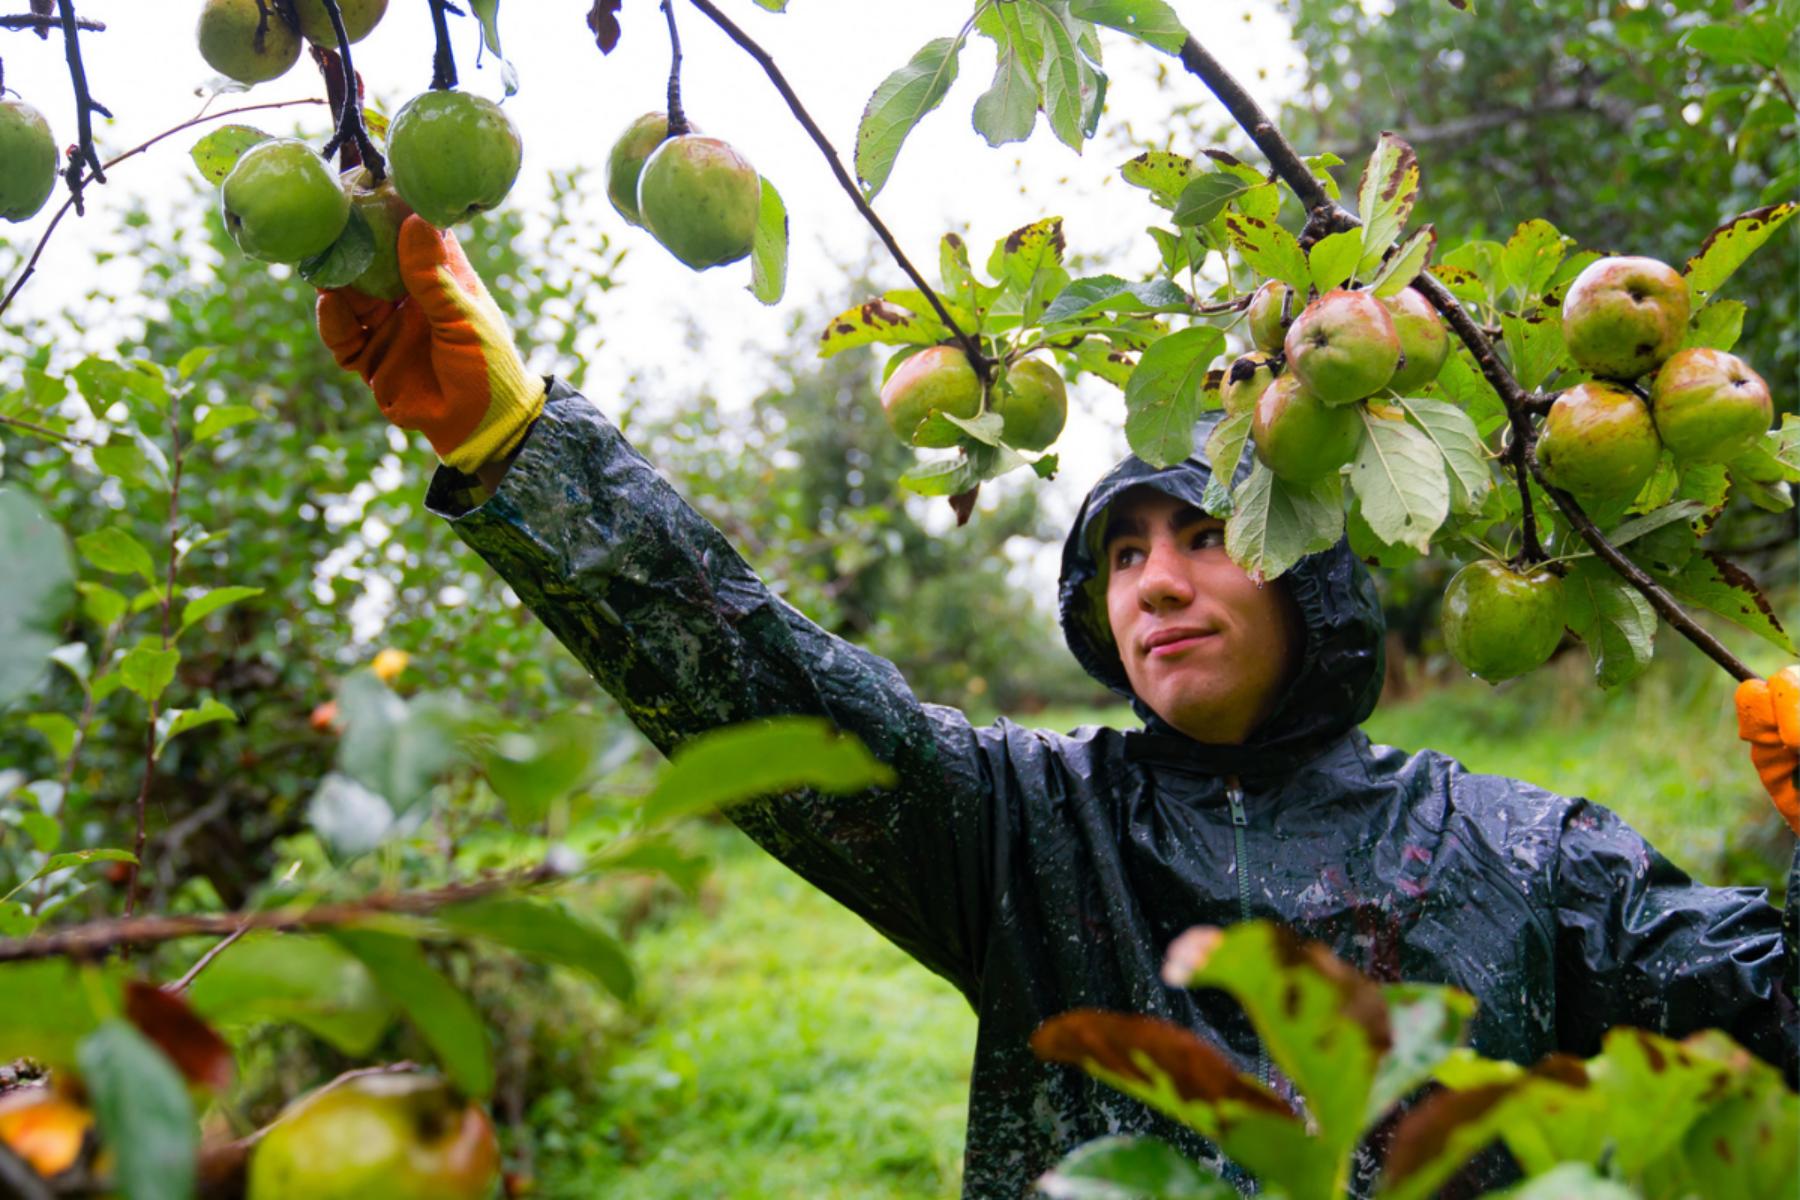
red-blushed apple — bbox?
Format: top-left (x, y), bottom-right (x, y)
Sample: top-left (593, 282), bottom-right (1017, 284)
top-left (1252, 373), bottom-right (1363, 483)
top-left (1284, 289), bottom-right (1401, 406)
top-left (880, 346), bottom-right (982, 448)
top-left (1536, 381), bottom-right (1663, 499)
top-left (1379, 287), bottom-right (1450, 393)
top-left (1441, 560), bottom-right (1565, 683)
top-left (1649, 347), bottom-right (1772, 464)
top-left (1560, 255), bottom-right (1689, 381)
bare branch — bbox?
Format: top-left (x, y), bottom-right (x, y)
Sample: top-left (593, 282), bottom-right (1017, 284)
top-left (0, 11), bottom-right (101, 30)
top-left (316, 0), bottom-right (384, 179)
top-left (427, 0), bottom-right (457, 90)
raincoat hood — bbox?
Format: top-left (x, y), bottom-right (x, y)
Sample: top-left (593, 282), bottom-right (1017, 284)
top-left (1058, 413), bottom-right (1387, 775)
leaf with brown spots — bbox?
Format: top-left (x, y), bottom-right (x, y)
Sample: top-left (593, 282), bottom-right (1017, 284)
top-left (1120, 150), bottom-right (1196, 209)
top-left (1356, 132), bottom-right (1421, 275)
top-left (1652, 550), bottom-right (1795, 655)
top-left (1222, 213), bottom-right (1309, 292)
top-left (816, 298), bottom-right (947, 359)
top-left (1684, 202), bottom-right (1797, 300)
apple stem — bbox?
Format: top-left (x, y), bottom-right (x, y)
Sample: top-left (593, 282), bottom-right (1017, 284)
top-left (661, 0), bottom-right (689, 136)
top-left (428, 0), bottom-right (458, 91)
top-left (683, 0), bottom-right (993, 379)
top-left (317, 0), bottom-right (386, 181)
top-left (1175, 31), bottom-right (1757, 683)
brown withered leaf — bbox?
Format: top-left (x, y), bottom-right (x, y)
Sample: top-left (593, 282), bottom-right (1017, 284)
top-left (126, 981), bottom-right (234, 1093)
top-left (587, 0), bottom-right (624, 53)
top-left (1031, 1009), bottom-right (1291, 1116)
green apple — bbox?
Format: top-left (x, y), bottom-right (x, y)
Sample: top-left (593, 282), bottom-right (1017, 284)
top-left (0, 99), bottom-right (57, 223)
top-left (1246, 280), bottom-right (1292, 356)
top-left (388, 91), bottom-right (523, 228)
top-left (221, 139), bottom-right (351, 264)
top-left (340, 167), bottom-right (413, 300)
top-left (880, 346), bottom-right (981, 448)
top-left (993, 356), bottom-right (1067, 451)
top-left (1251, 373), bottom-right (1363, 483)
top-left (1220, 352), bottom-right (1274, 418)
top-left (606, 112), bottom-right (681, 228)
top-left (293, 0), bottom-right (388, 44)
top-left (1560, 255), bottom-right (1689, 381)
top-left (1284, 288), bottom-right (1401, 406)
top-left (1441, 560), bottom-right (1565, 683)
top-left (638, 135), bottom-right (761, 270)
top-left (1649, 347), bottom-right (1772, 464)
top-left (1379, 286), bottom-right (1449, 393)
top-left (1535, 381), bottom-right (1663, 499)
top-left (197, 0), bottom-right (302, 85)
top-left (248, 1072), bottom-right (498, 1200)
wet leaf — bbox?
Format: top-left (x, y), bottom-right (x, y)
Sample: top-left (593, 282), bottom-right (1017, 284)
top-left (1563, 560), bottom-right (1655, 687)
top-left (1684, 202), bottom-right (1797, 301)
top-left (1225, 465), bottom-right (1344, 583)
top-left (1038, 1135), bottom-right (1234, 1199)
top-left (748, 177), bottom-right (788, 306)
top-left (856, 37), bottom-right (964, 197)
top-left (189, 125), bottom-right (272, 184)
top-left (1123, 327), bottom-right (1223, 467)
top-left (1350, 408), bottom-right (1449, 553)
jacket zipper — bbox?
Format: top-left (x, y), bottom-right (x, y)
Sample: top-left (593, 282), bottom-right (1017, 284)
top-left (1226, 776), bottom-right (1272, 1088)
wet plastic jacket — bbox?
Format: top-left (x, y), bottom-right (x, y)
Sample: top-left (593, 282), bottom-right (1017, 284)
top-left (428, 381), bottom-right (1797, 1198)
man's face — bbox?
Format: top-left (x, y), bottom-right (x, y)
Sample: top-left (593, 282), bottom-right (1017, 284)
top-left (1102, 486), bottom-right (1304, 745)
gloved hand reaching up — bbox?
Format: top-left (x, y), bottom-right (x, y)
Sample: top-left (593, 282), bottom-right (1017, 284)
top-left (1736, 664), bottom-right (1800, 835)
top-left (315, 215), bottom-right (545, 475)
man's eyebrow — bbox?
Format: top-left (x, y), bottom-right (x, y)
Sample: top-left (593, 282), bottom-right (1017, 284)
top-left (1101, 503), bottom-right (1217, 549)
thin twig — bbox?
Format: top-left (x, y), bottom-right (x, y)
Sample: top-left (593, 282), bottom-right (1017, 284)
top-left (165, 924), bottom-right (248, 993)
top-left (661, 0), bottom-right (687, 136)
top-left (1174, 32), bottom-right (1755, 682)
top-left (316, 0), bottom-right (384, 178)
top-left (427, 0), bottom-right (457, 90)
top-left (0, 97), bottom-right (329, 319)
top-left (55, 0), bottom-right (107, 185)
top-left (0, 12), bottom-right (101, 30)
top-left (0, 412), bottom-right (91, 445)
top-left (684, 0), bottom-right (991, 377)
top-left (0, 864), bottom-right (563, 963)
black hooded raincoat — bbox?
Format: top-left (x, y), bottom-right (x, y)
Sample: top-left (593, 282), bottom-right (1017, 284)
top-left (427, 381), bottom-right (1797, 1198)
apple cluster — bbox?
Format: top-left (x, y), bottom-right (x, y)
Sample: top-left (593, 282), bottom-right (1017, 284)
top-left (1230, 282), bottom-right (1450, 484)
top-left (0, 96), bottom-right (59, 224)
top-left (1537, 255), bottom-right (1773, 500)
top-left (199, 0), bottom-right (523, 287)
top-left (877, 345), bottom-right (1069, 454)
top-left (605, 112), bottom-right (763, 271)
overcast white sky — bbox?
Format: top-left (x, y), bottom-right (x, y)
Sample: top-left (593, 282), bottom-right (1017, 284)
top-left (3, 1), bottom-right (1307, 607)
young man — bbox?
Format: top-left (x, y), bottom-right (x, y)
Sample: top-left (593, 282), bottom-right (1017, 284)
top-left (318, 220), bottom-right (1799, 1197)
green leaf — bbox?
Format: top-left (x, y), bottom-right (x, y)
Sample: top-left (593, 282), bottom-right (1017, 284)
top-left (1684, 202), bottom-right (1798, 301)
top-left (1367, 983), bottom-right (1478, 1122)
top-left (856, 37), bottom-right (964, 197)
top-left (1603, 499), bottom-right (1710, 548)
top-left (816, 298), bottom-right (945, 359)
top-left (900, 454), bottom-right (981, 497)
top-left (1563, 560), bottom-right (1656, 687)
top-left (1172, 172), bottom-right (1256, 228)
top-left (297, 206), bottom-right (376, 291)
top-left (189, 125), bottom-right (272, 184)
top-left (78, 1021), bottom-right (197, 1200)
top-left (1398, 397), bottom-right (1490, 513)
top-left (76, 581), bottom-right (128, 627)
top-left (746, 176), bottom-right (788, 306)
top-left (1201, 410), bottom-right (1254, 516)
top-left (1349, 410), bottom-right (1448, 552)
top-left (1490, 1164), bottom-right (1644, 1200)
top-left (335, 674), bottom-right (468, 814)
top-left (19, 810), bottom-right (61, 854)
top-left (439, 895), bottom-right (635, 1003)
top-left (1356, 132), bottom-right (1421, 274)
top-left (1308, 229), bottom-right (1364, 293)
top-left (1433, 351), bottom-right (1509, 436)
top-left (15, 848), bottom-right (137, 900)
top-left (1500, 218), bottom-right (1569, 301)
top-left (0, 962), bottom-right (122, 1069)
top-left (333, 928), bottom-right (495, 1098)
top-left (1369, 226), bottom-right (1436, 298)
top-left (120, 643), bottom-right (181, 703)
top-left (179, 585), bottom-right (264, 634)
top-left (972, 35), bottom-right (1039, 146)
top-left (154, 697), bottom-right (239, 759)
top-left (1652, 552), bottom-right (1795, 654)
top-left (466, 0), bottom-right (519, 95)
top-left (1039, 1135), bottom-right (1234, 1199)
top-left (476, 712), bottom-right (600, 826)
top-left (1030, 2), bottom-right (1088, 150)
top-left (1225, 465), bottom-right (1345, 583)
top-left (69, 356), bottom-right (169, 416)
top-left (641, 717), bottom-right (896, 826)
top-left (1119, 150), bottom-right (1196, 209)
top-left (1041, 275), bottom-right (1191, 325)
top-left (76, 526), bottom-right (156, 583)
top-left (1067, 0), bottom-right (1188, 53)
top-left (193, 403), bottom-right (261, 444)
top-left (1500, 307), bottom-right (1566, 393)
top-left (1123, 327), bottom-right (1224, 468)
top-left (1684, 299), bottom-right (1747, 351)
top-left (0, 488), bottom-right (75, 710)
top-left (26, 712), bottom-right (78, 761)
top-left (1222, 213), bottom-right (1309, 292)
top-left (188, 933), bottom-right (394, 1056)
top-left (0, 901), bottom-right (37, 937)
top-left (175, 346), bottom-right (218, 382)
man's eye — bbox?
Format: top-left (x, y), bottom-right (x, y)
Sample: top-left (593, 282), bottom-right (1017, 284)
top-left (1192, 527), bottom-right (1225, 550)
top-left (1112, 545), bottom-right (1144, 568)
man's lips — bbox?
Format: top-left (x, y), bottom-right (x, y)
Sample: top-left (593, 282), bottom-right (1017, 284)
top-left (1142, 628), bottom-right (1218, 658)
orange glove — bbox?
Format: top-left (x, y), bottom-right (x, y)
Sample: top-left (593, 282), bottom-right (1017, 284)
top-left (1735, 665), bottom-right (1800, 835)
top-left (316, 214), bottom-right (545, 474)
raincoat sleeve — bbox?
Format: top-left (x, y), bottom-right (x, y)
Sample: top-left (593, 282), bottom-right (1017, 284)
top-left (423, 381), bottom-right (1000, 996)
top-left (1551, 798), bottom-right (1798, 1082)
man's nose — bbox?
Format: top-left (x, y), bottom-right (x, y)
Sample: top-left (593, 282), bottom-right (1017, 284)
top-left (1137, 538), bottom-right (1195, 609)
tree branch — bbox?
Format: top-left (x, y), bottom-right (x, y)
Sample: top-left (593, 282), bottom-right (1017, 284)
top-left (0, 11), bottom-right (101, 30)
top-left (683, 0), bottom-right (991, 377)
top-left (55, 0), bottom-right (108, 192)
top-left (0, 865), bottom-right (563, 964)
top-left (316, 0), bottom-right (383, 178)
top-left (1175, 33), bottom-right (1756, 682)
top-left (0, 97), bottom-right (329, 320)
top-left (427, 0), bottom-right (457, 90)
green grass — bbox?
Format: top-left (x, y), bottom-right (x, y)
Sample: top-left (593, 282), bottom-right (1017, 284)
top-left (541, 629), bottom-right (1791, 1197)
